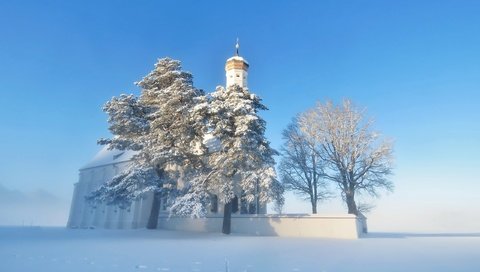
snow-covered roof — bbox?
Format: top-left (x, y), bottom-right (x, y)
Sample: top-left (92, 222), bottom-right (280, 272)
top-left (80, 146), bottom-right (137, 170)
top-left (81, 134), bottom-right (220, 171)
top-left (226, 55), bottom-right (249, 65)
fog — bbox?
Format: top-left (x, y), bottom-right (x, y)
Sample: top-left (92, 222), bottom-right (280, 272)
top-left (0, 184), bottom-right (69, 226)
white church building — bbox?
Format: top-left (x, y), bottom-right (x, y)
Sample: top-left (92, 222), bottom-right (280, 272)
top-left (67, 44), bottom-right (367, 239)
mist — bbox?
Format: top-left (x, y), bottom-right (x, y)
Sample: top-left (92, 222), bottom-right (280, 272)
top-left (0, 184), bottom-right (69, 226)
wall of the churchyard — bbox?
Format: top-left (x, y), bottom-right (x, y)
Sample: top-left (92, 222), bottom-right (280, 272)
top-left (158, 214), bottom-right (367, 239)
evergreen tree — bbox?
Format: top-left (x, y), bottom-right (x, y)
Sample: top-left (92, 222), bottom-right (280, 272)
top-left (88, 58), bottom-right (283, 233)
top-left (88, 58), bottom-right (209, 228)
top-left (208, 85), bottom-right (283, 234)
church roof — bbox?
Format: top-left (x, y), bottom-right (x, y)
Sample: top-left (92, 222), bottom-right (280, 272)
top-left (80, 146), bottom-right (137, 170)
top-left (80, 135), bottom-right (220, 171)
top-left (226, 55), bottom-right (249, 65)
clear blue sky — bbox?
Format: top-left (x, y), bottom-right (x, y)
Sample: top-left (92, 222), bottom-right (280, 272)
top-left (1, 0), bottom-right (479, 231)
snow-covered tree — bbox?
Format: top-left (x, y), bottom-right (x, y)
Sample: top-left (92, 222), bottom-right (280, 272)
top-left (208, 85), bottom-right (283, 234)
top-left (279, 117), bottom-right (331, 214)
top-left (299, 99), bottom-right (394, 215)
top-left (88, 58), bottom-right (209, 228)
top-left (168, 171), bottom-right (212, 218)
top-left (88, 57), bottom-right (283, 233)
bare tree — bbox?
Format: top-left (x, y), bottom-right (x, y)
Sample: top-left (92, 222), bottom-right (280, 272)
top-left (279, 118), bottom-right (330, 214)
top-left (299, 99), bottom-right (394, 215)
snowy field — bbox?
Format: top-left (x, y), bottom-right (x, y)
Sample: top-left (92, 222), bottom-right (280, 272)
top-left (1, 227), bottom-right (479, 272)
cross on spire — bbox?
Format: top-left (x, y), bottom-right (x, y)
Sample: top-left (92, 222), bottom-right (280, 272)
top-left (235, 38), bottom-right (240, 56)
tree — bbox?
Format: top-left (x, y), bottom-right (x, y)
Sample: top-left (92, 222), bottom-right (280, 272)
top-left (88, 58), bottom-right (209, 228)
top-left (168, 171), bottom-right (212, 218)
top-left (299, 99), bottom-right (394, 215)
top-left (88, 58), bottom-right (283, 233)
top-left (279, 118), bottom-right (330, 214)
top-left (208, 85), bottom-right (283, 234)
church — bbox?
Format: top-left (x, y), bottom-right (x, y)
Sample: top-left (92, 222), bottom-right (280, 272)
top-left (67, 43), bottom-right (367, 239)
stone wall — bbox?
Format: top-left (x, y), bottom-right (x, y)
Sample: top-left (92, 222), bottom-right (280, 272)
top-left (158, 214), bottom-right (367, 239)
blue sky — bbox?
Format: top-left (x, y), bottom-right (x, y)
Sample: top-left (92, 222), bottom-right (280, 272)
top-left (0, 0), bottom-right (479, 231)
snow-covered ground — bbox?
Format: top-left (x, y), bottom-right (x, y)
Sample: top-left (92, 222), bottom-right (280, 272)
top-left (1, 227), bottom-right (479, 272)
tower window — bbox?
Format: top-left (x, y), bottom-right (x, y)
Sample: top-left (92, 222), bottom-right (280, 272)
top-left (236, 74), bottom-right (240, 77)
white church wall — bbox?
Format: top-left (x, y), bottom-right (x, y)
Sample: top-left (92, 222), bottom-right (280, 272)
top-left (67, 159), bottom-right (154, 229)
top-left (92, 202), bottom-right (103, 227)
top-left (79, 174), bottom-right (93, 228)
top-left (66, 182), bottom-right (81, 227)
top-left (133, 192), bottom-right (154, 228)
top-left (158, 214), bottom-right (366, 239)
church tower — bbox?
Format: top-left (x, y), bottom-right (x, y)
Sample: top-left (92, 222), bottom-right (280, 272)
top-left (225, 39), bottom-right (249, 88)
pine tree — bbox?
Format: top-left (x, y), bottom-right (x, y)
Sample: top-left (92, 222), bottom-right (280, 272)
top-left (88, 58), bottom-right (209, 228)
top-left (208, 85), bottom-right (283, 234)
top-left (88, 58), bottom-right (284, 233)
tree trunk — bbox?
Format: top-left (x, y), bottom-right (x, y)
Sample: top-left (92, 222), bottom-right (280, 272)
top-left (311, 196), bottom-right (317, 214)
top-left (312, 154), bottom-right (318, 214)
top-left (310, 152), bottom-right (318, 214)
top-left (222, 201), bottom-right (232, 235)
top-left (346, 193), bottom-right (358, 215)
top-left (146, 192), bottom-right (161, 229)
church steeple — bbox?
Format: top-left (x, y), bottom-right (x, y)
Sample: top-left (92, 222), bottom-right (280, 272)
top-left (226, 39), bottom-right (249, 88)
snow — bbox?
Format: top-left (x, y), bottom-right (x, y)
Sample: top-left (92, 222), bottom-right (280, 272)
top-left (202, 133), bottom-right (221, 153)
top-left (226, 56), bottom-right (249, 65)
top-left (1, 227), bottom-right (480, 272)
top-left (81, 146), bottom-right (137, 170)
